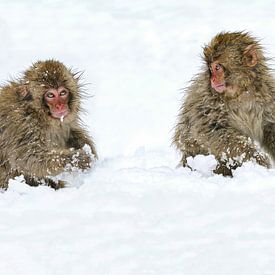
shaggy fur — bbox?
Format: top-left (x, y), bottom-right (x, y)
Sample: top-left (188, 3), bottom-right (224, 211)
top-left (0, 60), bottom-right (97, 189)
top-left (173, 32), bottom-right (275, 176)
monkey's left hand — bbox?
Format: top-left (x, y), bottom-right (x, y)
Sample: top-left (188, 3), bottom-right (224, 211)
top-left (69, 149), bottom-right (92, 171)
top-left (213, 162), bottom-right (235, 177)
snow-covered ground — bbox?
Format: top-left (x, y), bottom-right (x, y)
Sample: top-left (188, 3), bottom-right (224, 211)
top-left (1, 1), bottom-right (275, 274)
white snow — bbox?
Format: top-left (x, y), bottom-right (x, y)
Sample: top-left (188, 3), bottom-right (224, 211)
top-left (1, 1), bottom-right (275, 274)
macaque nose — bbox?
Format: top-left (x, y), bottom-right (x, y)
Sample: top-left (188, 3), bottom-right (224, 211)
top-left (55, 103), bottom-right (64, 111)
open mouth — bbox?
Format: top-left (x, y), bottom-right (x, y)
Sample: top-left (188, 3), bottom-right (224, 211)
top-left (52, 110), bottom-right (69, 119)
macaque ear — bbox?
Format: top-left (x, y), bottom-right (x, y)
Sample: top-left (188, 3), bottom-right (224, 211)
top-left (17, 84), bottom-right (32, 100)
top-left (203, 46), bottom-right (211, 59)
top-left (243, 44), bottom-right (258, 67)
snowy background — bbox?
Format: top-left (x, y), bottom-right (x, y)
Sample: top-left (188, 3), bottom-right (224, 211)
top-left (1, 1), bottom-right (275, 274)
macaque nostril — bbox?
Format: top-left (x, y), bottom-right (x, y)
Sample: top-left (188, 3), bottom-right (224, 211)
top-left (56, 104), bottom-right (63, 110)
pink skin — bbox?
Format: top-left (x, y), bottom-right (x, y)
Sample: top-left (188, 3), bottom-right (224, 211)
top-left (210, 62), bottom-right (226, 93)
top-left (44, 87), bottom-right (69, 119)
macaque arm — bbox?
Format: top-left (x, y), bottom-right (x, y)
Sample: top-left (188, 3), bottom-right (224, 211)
top-left (67, 128), bottom-right (98, 159)
top-left (177, 137), bottom-right (208, 167)
top-left (175, 118), bottom-right (270, 175)
top-left (263, 122), bottom-right (275, 160)
top-left (209, 128), bottom-right (270, 173)
top-left (173, 122), bottom-right (209, 167)
top-left (9, 144), bottom-right (91, 178)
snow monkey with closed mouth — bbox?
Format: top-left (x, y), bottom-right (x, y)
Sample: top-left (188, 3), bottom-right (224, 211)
top-left (173, 31), bottom-right (275, 176)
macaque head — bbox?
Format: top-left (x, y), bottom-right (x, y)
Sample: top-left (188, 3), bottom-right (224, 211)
top-left (22, 60), bottom-right (81, 122)
top-left (203, 32), bottom-right (264, 97)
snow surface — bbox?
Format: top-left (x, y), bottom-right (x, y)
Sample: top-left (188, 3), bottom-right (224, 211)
top-left (1, 1), bottom-right (275, 274)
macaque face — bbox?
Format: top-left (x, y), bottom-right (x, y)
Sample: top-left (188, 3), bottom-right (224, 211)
top-left (44, 86), bottom-right (70, 119)
top-left (209, 61), bottom-right (226, 93)
top-left (207, 44), bottom-right (259, 95)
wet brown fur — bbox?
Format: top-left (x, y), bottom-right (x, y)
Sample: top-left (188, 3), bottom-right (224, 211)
top-left (0, 60), bottom-right (97, 189)
top-left (173, 32), bottom-right (275, 176)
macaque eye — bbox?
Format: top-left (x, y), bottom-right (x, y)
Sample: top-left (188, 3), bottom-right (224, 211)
top-left (215, 64), bottom-right (222, 71)
top-left (46, 92), bottom-right (55, 98)
top-left (60, 90), bottom-right (68, 96)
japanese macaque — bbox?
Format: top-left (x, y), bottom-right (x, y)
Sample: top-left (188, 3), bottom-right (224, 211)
top-left (0, 60), bottom-right (97, 189)
top-left (173, 31), bottom-right (275, 176)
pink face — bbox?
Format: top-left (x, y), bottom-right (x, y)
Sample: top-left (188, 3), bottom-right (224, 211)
top-left (210, 61), bottom-right (226, 93)
top-left (44, 86), bottom-right (70, 119)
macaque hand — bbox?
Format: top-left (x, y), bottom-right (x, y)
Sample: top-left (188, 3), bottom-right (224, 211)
top-left (68, 148), bottom-right (92, 171)
top-left (254, 152), bottom-right (271, 168)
